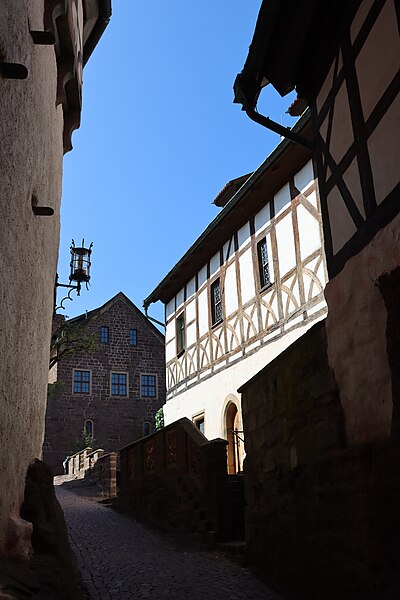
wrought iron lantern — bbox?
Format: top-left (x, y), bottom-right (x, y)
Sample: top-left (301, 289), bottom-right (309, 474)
top-left (69, 239), bottom-right (92, 288)
top-left (55, 239), bottom-right (93, 312)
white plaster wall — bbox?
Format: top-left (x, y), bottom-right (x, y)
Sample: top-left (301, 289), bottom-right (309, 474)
top-left (186, 322), bottom-right (197, 347)
top-left (210, 251), bottom-right (220, 279)
top-left (186, 298), bottom-right (196, 322)
top-left (294, 160), bottom-right (314, 194)
top-left (186, 276), bottom-right (196, 301)
top-left (224, 262), bottom-right (239, 317)
top-left (255, 204), bottom-right (271, 236)
top-left (297, 204), bottom-right (322, 260)
top-left (164, 315), bottom-right (326, 439)
top-left (239, 249), bottom-right (256, 305)
top-left (238, 221), bottom-right (250, 250)
top-left (0, 0), bottom-right (64, 557)
top-left (197, 289), bottom-right (208, 336)
top-left (166, 298), bottom-right (175, 320)
top-left (176, 287), bottom-right (184, 311)
top-left (275, 214), bottom-right (296, 276)
top-left (274, 183), bottom-right (291, 217)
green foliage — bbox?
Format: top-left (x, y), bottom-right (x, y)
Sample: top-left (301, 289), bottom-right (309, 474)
top-left (49, 320), bottom-right (99, 370)
top-left (47, 380), bottom-right (65, 399)
top-left (73, 428), bottom-right (96, 453)
top-left (155, 407), bottom-right (164, 430)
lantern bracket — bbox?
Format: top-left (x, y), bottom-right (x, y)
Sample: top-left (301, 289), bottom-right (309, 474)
top-left (54, 239), bottom-right (93, 313)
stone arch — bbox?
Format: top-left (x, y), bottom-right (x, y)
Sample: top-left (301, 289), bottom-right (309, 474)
top-left (222, 394), bottom-right (243, 474)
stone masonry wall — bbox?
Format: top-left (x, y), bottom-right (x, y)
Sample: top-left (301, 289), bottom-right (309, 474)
top-left (0, 1), bottom-right (64, 557)
top-left (241, 320), bottom-right (400, 599)
top-left (119, 418), bottom-right (230, 541)
top-left (43, 297), bottom-right (166, 472)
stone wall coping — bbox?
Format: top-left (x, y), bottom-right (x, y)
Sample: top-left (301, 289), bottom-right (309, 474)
top-left (119, 417), bottom-right (208, 453)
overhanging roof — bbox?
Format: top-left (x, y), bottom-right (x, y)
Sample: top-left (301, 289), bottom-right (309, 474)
top-left (144, 111), bottom-right (313, 307)
top-left (234, 0), bottom-right (360, 110)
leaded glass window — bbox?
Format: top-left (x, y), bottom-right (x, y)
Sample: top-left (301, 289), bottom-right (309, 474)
top-left (257, 237), bottom-right (270, 289)
top-left (211, 278), bottom-right (222, 325)
top-left (176, 314), bottom-right (185, 355)
top-left (141, 374), bottom-right (157, 398)
top-left (73, 370), bottom-right (90, 394)
top-left (111, 372), bottom-right (127, 396)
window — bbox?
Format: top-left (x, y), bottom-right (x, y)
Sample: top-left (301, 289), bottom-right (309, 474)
top-left (257, 237), bottom-right (271, 289)
top-left (210, 278), bottom-right (222, 325)
top-left (84, 419), bottom-right (94, 437)
top-left (143, 421), bottom-right (151, 437)
top-left (100, 326), bottom-right (109, 343)
top-left (73, 370), bottom-right (90, 394)
top-left (111, 372), bottom-right (128, 396)
top-left (176, 314), bottom-right (185, 355)
top-left (193, 414), bottom-right (205, 435)
top-left (141, 374), bottom-right (157, 398)
top-left (130, 329), bottom-right (137, 346)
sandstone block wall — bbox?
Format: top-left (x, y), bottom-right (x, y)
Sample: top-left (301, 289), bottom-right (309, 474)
top-left (43, 297), bottom-right (166, 472)
top-left (241, 320), bottom-right (400, 599)
top-left (119, 418), bottom-right (230, 541)
top-left (0, 0), bottom-right (63, 557)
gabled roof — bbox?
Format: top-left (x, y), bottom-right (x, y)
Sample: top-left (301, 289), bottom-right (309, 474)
top-left (144, 111), bottom-right (313, 307)
top-left (68, 292), bottom-right (164, 343)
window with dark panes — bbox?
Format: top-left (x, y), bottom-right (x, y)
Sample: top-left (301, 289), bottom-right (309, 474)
top-left (176, 314), bottom-right (185, 355)
top-left (84, 419), bottom-right (94, 437)
top-left (100, 326), bottom-right (109, 343)
top-left (257, 237), bottom-right (271, 288)
top-left (143, 421), bottom-right (151, 436)
top-left (111, 372), bottom-right (127, 396)
top-left (129, 329), bottom-right (137, 346)
top-left (141, 374), bottom-right (157, 398)
top-left (73, 370), bottom-right (90, 394)
top-left (211, 278), bottom-right (222, 325)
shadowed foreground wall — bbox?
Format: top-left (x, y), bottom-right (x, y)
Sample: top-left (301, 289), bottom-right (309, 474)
top-left (0, 0), bottom-right (63, 557)
top-left (241, 321), bottom-right (400, 600)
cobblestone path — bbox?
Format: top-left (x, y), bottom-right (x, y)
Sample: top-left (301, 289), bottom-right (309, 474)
top-left (55, 481), bottom-right (281, 600)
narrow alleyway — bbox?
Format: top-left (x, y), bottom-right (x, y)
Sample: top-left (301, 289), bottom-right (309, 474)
top-left (55, 479), bottom-right (281, 600)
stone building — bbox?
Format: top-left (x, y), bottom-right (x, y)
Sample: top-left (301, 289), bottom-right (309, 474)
top-left (44, 292), bottom-right (166, 473)
top-left (144, 112), bottom-right (327, 474)
top-left (0, 0), bottom-right (110, 558)
top-left (233, 0), bottom-right (400, 597)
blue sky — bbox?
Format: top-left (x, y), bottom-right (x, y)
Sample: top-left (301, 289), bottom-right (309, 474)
top-left (57, 1), bottom-right (296, 323)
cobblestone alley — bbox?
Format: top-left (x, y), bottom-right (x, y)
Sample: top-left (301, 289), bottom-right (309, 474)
top-left (55, 479), bottom-right (281, 600)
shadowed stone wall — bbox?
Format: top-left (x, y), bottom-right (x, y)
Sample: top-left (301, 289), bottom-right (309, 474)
top-left (119, 418), bottom-right (230, 541)
top-left (0, 0), bottom-right (63, 558)
top-left (241, 320), bottom-right (400, 599)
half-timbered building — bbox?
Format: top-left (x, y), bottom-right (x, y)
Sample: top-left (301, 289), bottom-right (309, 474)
top-left (144, 113), bottom-right (327, 473)
top-left (235, 0), bottom-right (399, 446)
top-left (233, 1), bottom-right (400, 596)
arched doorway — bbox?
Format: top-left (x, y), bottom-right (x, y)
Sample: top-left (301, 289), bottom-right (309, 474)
top-left (225, 402), bottom-right (243, 474)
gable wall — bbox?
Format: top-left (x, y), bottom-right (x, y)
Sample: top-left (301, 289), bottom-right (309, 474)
top-left (43, 299), bottom-right (166, 472)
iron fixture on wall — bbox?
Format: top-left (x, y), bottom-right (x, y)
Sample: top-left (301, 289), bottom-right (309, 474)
top-left (54, 239), bottom-right (93, 312)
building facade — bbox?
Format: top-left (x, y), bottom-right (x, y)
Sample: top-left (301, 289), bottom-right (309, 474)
top-left (145, 115), bottom-right (328, 472)
top-left (0, 0), bottom-right (110, 558)
top-left (233, 0), bottom-right (400, 596)
top-left (44, 293), bottom-right (166, 473)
